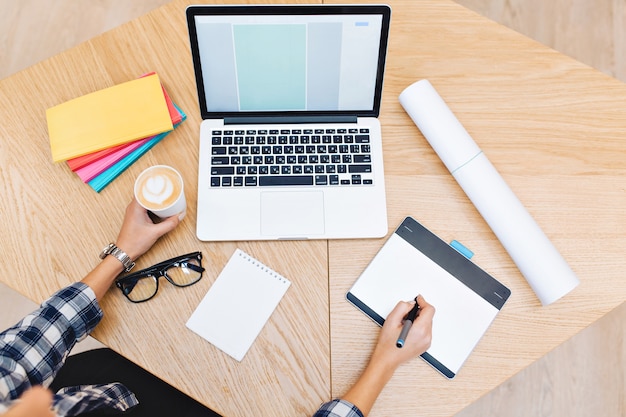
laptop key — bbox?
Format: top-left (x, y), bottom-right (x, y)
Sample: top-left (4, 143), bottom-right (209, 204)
top-left (212, 147), bottom-right (227, 155)
top-left (211, 177), bottom-right (220, 187)
top-left (211, 157), bottom-right (229, 165)
top-left (349, 164), bottom-right (372, 173)
top-left (315, 175), bottom-right (328, 185)
top-left (211, 167), bottom-right (234, 175)
top-left (259, 176), bottom-right (314, 186)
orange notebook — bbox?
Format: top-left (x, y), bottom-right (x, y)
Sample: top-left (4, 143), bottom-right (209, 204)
top-left (46, 73), bottom-right (173, 162)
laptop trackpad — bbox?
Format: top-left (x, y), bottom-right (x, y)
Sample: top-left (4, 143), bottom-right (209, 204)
top-left (260, 191), bottom-right (325, 237)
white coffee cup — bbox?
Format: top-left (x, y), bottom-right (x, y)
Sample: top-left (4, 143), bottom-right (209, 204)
top-left (134, 165), bottom-right (186, 220)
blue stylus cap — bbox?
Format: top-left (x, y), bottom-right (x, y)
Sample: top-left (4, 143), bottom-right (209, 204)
top-left (450, 240), bottom-right (474, 259)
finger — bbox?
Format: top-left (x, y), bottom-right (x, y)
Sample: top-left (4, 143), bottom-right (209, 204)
top-left (385, 300), bottom-right (414, 326)
top-left (415, 295), bottom-right (435, 322)
top-left (128, 198), bottom-right (143, 214)
top-left (155, 214), bottom-right (180, 235)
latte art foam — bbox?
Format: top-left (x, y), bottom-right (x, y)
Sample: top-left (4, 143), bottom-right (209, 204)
top-left (142, 175), bottom-right (175, 205)
top-left (135, 166), bottom-right (183, 211)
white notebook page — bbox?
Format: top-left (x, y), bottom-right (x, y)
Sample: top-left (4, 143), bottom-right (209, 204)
top-left (186, 249), bottom-right (291, 361)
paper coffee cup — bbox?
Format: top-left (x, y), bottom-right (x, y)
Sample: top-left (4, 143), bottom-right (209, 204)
top-left (134, 165), bottom-right (186, 220)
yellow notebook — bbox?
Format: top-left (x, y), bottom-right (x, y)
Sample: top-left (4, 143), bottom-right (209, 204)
top-left (46, 73), bottom-right (173, 162)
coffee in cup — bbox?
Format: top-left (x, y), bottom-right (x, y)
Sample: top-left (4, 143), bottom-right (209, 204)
top-left (134, 165), bottom-right (186, 219)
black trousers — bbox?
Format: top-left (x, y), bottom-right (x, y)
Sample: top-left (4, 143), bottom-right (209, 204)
top-left (50, 348), bottom-right (221, 417)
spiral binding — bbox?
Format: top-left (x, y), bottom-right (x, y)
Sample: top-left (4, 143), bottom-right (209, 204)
top-left (237, 249), bottom-right (289, 284)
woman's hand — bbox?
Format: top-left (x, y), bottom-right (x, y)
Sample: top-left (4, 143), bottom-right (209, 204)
top-left (115, 199), bottom-right (180, 260)
top-left (370, 295), bottom-right (435, 371)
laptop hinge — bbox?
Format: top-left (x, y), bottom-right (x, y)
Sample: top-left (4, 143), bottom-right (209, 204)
top-left (224, 115), bottom-right (358, 125)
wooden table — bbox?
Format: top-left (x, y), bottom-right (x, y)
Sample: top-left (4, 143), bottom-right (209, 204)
top-left (0, 1), bottom-right (624, 416)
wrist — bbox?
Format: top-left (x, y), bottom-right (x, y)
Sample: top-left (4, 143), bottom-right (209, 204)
top-left (365, 353), bottom-right (397, 383)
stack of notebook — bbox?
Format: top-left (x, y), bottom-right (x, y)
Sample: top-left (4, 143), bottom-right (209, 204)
top-left (46, 72), bottom-right (186, 192)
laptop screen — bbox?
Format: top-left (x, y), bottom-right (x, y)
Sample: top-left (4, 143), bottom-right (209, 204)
top-left (186, 5), bottom-right (391, 119)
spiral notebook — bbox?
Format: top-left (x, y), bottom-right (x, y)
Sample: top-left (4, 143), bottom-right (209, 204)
top-left (186, 249), bottom-right (291, 361)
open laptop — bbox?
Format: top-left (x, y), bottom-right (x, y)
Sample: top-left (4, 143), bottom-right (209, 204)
top-left (186, 4), bottom-right (391, 241)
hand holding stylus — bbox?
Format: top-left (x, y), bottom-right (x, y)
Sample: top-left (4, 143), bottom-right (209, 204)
top-left (341, 295), bottom-right (434, 416)
top-left (396, 296), bottom-right (421, 348)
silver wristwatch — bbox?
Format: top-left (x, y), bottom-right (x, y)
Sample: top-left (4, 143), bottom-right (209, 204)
top-left (100, 243), bottom-right (135, 272)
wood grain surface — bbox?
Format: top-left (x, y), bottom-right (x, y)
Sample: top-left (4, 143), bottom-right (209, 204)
top-left (0, 1), bottom-right (331, 416)
top-left (0, 1), bottom-right (624, 416)
top-left (327, 1), bottom-right (626, 416)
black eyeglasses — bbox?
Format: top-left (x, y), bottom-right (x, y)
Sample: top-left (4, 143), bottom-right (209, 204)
top-left (115, 252), bottom-right (205, 303)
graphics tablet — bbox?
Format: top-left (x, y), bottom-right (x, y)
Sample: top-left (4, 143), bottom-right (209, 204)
top-left (347, 217), bottom-right (511, 378)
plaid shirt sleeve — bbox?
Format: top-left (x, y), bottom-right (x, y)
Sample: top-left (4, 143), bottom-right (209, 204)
top-left (0, 282), bottom-right (146, 416)
top-left (0, 282), bottom-right (103, 401)
top-left (313, 399), bottom-right (364, 417)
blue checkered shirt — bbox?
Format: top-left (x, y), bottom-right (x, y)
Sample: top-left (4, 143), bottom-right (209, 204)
top-left (313, 399), bottom-right (364, 417)
top-left (0, 282), bottom-right (138, 416)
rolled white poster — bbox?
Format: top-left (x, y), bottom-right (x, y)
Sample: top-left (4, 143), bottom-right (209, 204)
top-left (399, 79), bottom-right (579, 305)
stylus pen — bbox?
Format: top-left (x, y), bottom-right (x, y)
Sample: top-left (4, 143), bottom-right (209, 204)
top-left (396, 297), bottom-right (421, 348)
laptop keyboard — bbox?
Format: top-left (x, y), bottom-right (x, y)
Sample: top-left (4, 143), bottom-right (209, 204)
top-left (209, 127), bottom-right (374, 187)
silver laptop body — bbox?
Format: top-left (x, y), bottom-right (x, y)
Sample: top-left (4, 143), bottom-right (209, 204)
top-left (187, 4), bottom-right (391, 241)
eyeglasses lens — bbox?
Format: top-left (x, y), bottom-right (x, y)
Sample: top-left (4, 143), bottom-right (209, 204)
top-left (168, 259), bottom-right (203, 286)
top-left (123, 276), bottom-right (158, 302)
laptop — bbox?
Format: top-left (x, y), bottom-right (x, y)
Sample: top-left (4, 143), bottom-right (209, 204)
top-left (186, 4), bottom-right (391, 241)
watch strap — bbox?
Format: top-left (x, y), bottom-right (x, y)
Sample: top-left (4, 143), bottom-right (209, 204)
top-left (100, 243), bottom-right (135, 272)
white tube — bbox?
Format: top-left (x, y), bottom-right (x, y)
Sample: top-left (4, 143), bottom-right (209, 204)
top-left (399, 79), bottom-right (579, 305)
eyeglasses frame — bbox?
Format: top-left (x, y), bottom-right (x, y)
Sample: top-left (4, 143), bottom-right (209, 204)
top-left (115, 251), bottom-right (205, 303)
